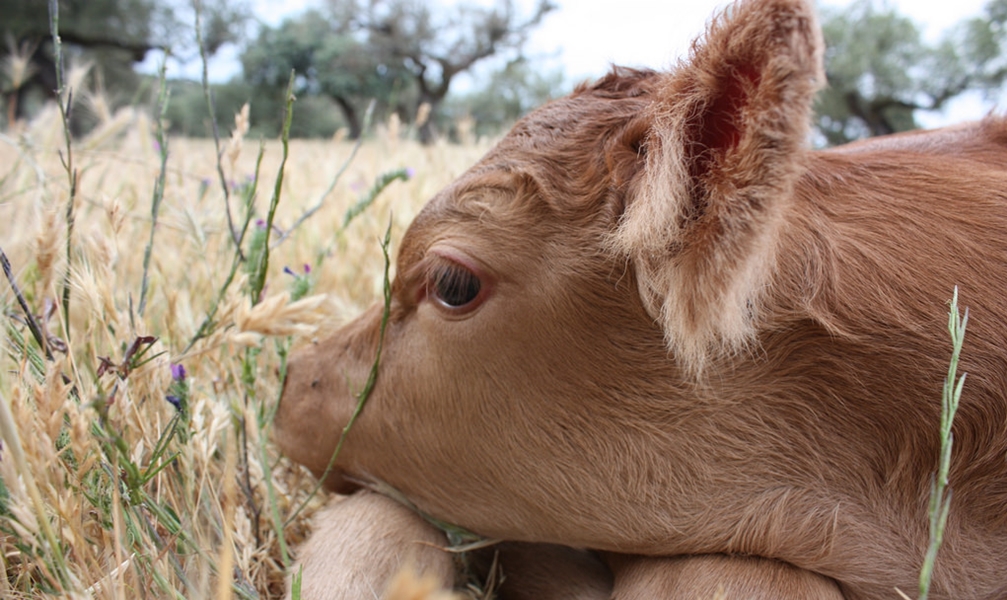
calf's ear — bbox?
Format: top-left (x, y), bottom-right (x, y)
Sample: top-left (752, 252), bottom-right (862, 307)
top-left (613, 0), bottom-right (823, 372)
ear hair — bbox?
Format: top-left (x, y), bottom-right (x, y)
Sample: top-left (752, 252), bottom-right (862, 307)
top-left (610, 0), bottom-right (824, 373)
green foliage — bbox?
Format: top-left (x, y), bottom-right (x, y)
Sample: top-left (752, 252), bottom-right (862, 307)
top-left (138, 58), bottom-right (170, 318)
top-left (238, 0), bottom-right (555, 143)
top-left (161, 77), bottom-right (345, 139)
top-left (0, 0), bottom-right (248, 129)
top-left (343, 167), bottom-right (413, 229)
top-left (291, 566), bottom-right (303, 600)
top-left (4, 0), bottom-right (159, 58)
top-left (248, 73), bottom-right (296, 306)
top-left (948, 0), bottom-right (1007, 94)
top-left (285, 266), bottom-right (313, 302)
top-left (817, 0), bottom-right (1007, 145)
top-left (242, 9), bottom-right (413, 139)
top-left (285, 219), bottom-right (394, 527)
top-left (358, 0), bottom-right (557, 142)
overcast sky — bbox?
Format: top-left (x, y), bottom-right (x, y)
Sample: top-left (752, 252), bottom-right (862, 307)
top-left (152, 0), bottom-right (1000, 127)
top-left (524, 0), bottom-right (987, 78)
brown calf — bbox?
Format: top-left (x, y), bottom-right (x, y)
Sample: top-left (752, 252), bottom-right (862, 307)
top-left (276, 0), bottom-right (1007, 597)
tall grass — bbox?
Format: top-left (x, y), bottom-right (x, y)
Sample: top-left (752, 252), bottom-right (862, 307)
top-left (0, 9), bottom-right (972, 599)
top-left (0, 61), bottom-right (494, 596)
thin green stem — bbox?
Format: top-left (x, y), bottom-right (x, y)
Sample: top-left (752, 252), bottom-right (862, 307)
top-left (342, 168), bottom-right (411, 230)
top-left (918, 286), bottom-right (968, 600)
top-left (285, 220), bottom-right (393, 526)
top-left (182, 144), bottom-right (264, 355)
top-left (193, 0), bottom-right (242, 254)
top-left (1, 247), bottom-right (53, 361)
top-left (249, 71), bottom-right (296, 305)
top-left (259, 424), bottom-right (291, 567)
top-left (48, 0), bottom-right (77, 340)
top-left (270, 100), bottom-right (376, 249)
top-left (138, 58), bottom-right (171, 317)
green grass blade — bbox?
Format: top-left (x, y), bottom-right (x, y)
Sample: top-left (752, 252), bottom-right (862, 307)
top-left (918, 287), bottom-right (968, 600)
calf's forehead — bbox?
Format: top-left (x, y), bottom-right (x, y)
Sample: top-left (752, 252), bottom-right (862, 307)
top-left (400, 73), bottom-right (657, 261)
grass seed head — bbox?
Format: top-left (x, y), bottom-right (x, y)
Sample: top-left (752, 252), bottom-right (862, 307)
top-left (1, 37), bottom-right (38, 91)
top-left (64, 60), bottom-right (93, 107)
top-left (0, 106), bottom-right (495, 597)
top-left (34, 206), bottom-right (62, 298)
top-left (227, 102), bottom-right (251, 169)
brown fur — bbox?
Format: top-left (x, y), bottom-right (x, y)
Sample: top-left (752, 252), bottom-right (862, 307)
top-left (288, 492), bottom-right (455, 599)
top-left (276, 0), bottom-right (1007, 598)
top-left (607, 553), bottom-right (843, 599)
top-left (289, 497), bottom-right (839, 600)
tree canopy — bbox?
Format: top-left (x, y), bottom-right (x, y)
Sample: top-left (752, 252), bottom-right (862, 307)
top-left (242, 9), bottom-right (413, 139)
top-left (7, 0), bottom-right (1007, 143)
top-left (817, 0), bottom-right (1007, 145)
top-left (0, 0), bottom-right (247, 127)
top-left (242, 0), bottom-right (556, 142)
top-left (354, 0), bottom-right (556, 142)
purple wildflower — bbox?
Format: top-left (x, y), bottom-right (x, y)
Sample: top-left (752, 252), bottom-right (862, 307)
top-left (165, 395), bottom-right (182, 411)
top-left (255, 219), bottom-right (266, 229)
top-left (284, 264), bottom-right (312, 277)
top-left (405, 167), bottom-right (416, 179)
top-left (171, 363), bottom-right (186, 382)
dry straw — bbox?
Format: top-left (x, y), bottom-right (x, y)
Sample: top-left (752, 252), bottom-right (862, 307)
top-left (0, 10), bottom-right (501, 596)
top-left (0, 67), bottom-right (494, 598)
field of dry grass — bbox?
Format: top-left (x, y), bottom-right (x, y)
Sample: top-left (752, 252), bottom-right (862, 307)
top-left (0, 60), bottom-right (967, 600)
top-left (0, 100), bottom-right (495, 598)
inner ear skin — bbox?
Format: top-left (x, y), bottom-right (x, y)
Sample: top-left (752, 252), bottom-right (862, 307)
top-left (683, 64), bottom-right (763, 228)
top-left (696, 71), bottom-right (750, 157)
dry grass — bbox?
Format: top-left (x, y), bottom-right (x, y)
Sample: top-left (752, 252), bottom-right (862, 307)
top-left (0, 101), bottom-right (494, 598)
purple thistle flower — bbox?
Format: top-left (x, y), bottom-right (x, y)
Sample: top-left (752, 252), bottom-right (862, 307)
top-left (284, 264), bottom-right (312, 277)
top-left (165, 395), bottom-right (182, 411)
top-left (171, 363), bottom-right (186, 382)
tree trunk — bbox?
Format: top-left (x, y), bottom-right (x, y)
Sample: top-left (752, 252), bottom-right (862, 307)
top-left (332, 95), bottom-right (362, 139)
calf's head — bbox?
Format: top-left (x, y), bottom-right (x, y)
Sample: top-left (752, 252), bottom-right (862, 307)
top-left (276, 0), bottom-right (823, 540)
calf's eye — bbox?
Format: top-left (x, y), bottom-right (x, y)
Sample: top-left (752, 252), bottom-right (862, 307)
top-left (430, 263), bottom-right (482, 308)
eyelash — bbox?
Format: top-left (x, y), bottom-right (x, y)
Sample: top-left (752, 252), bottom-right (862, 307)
top-left (427, 260), bottom-right (483, 310)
